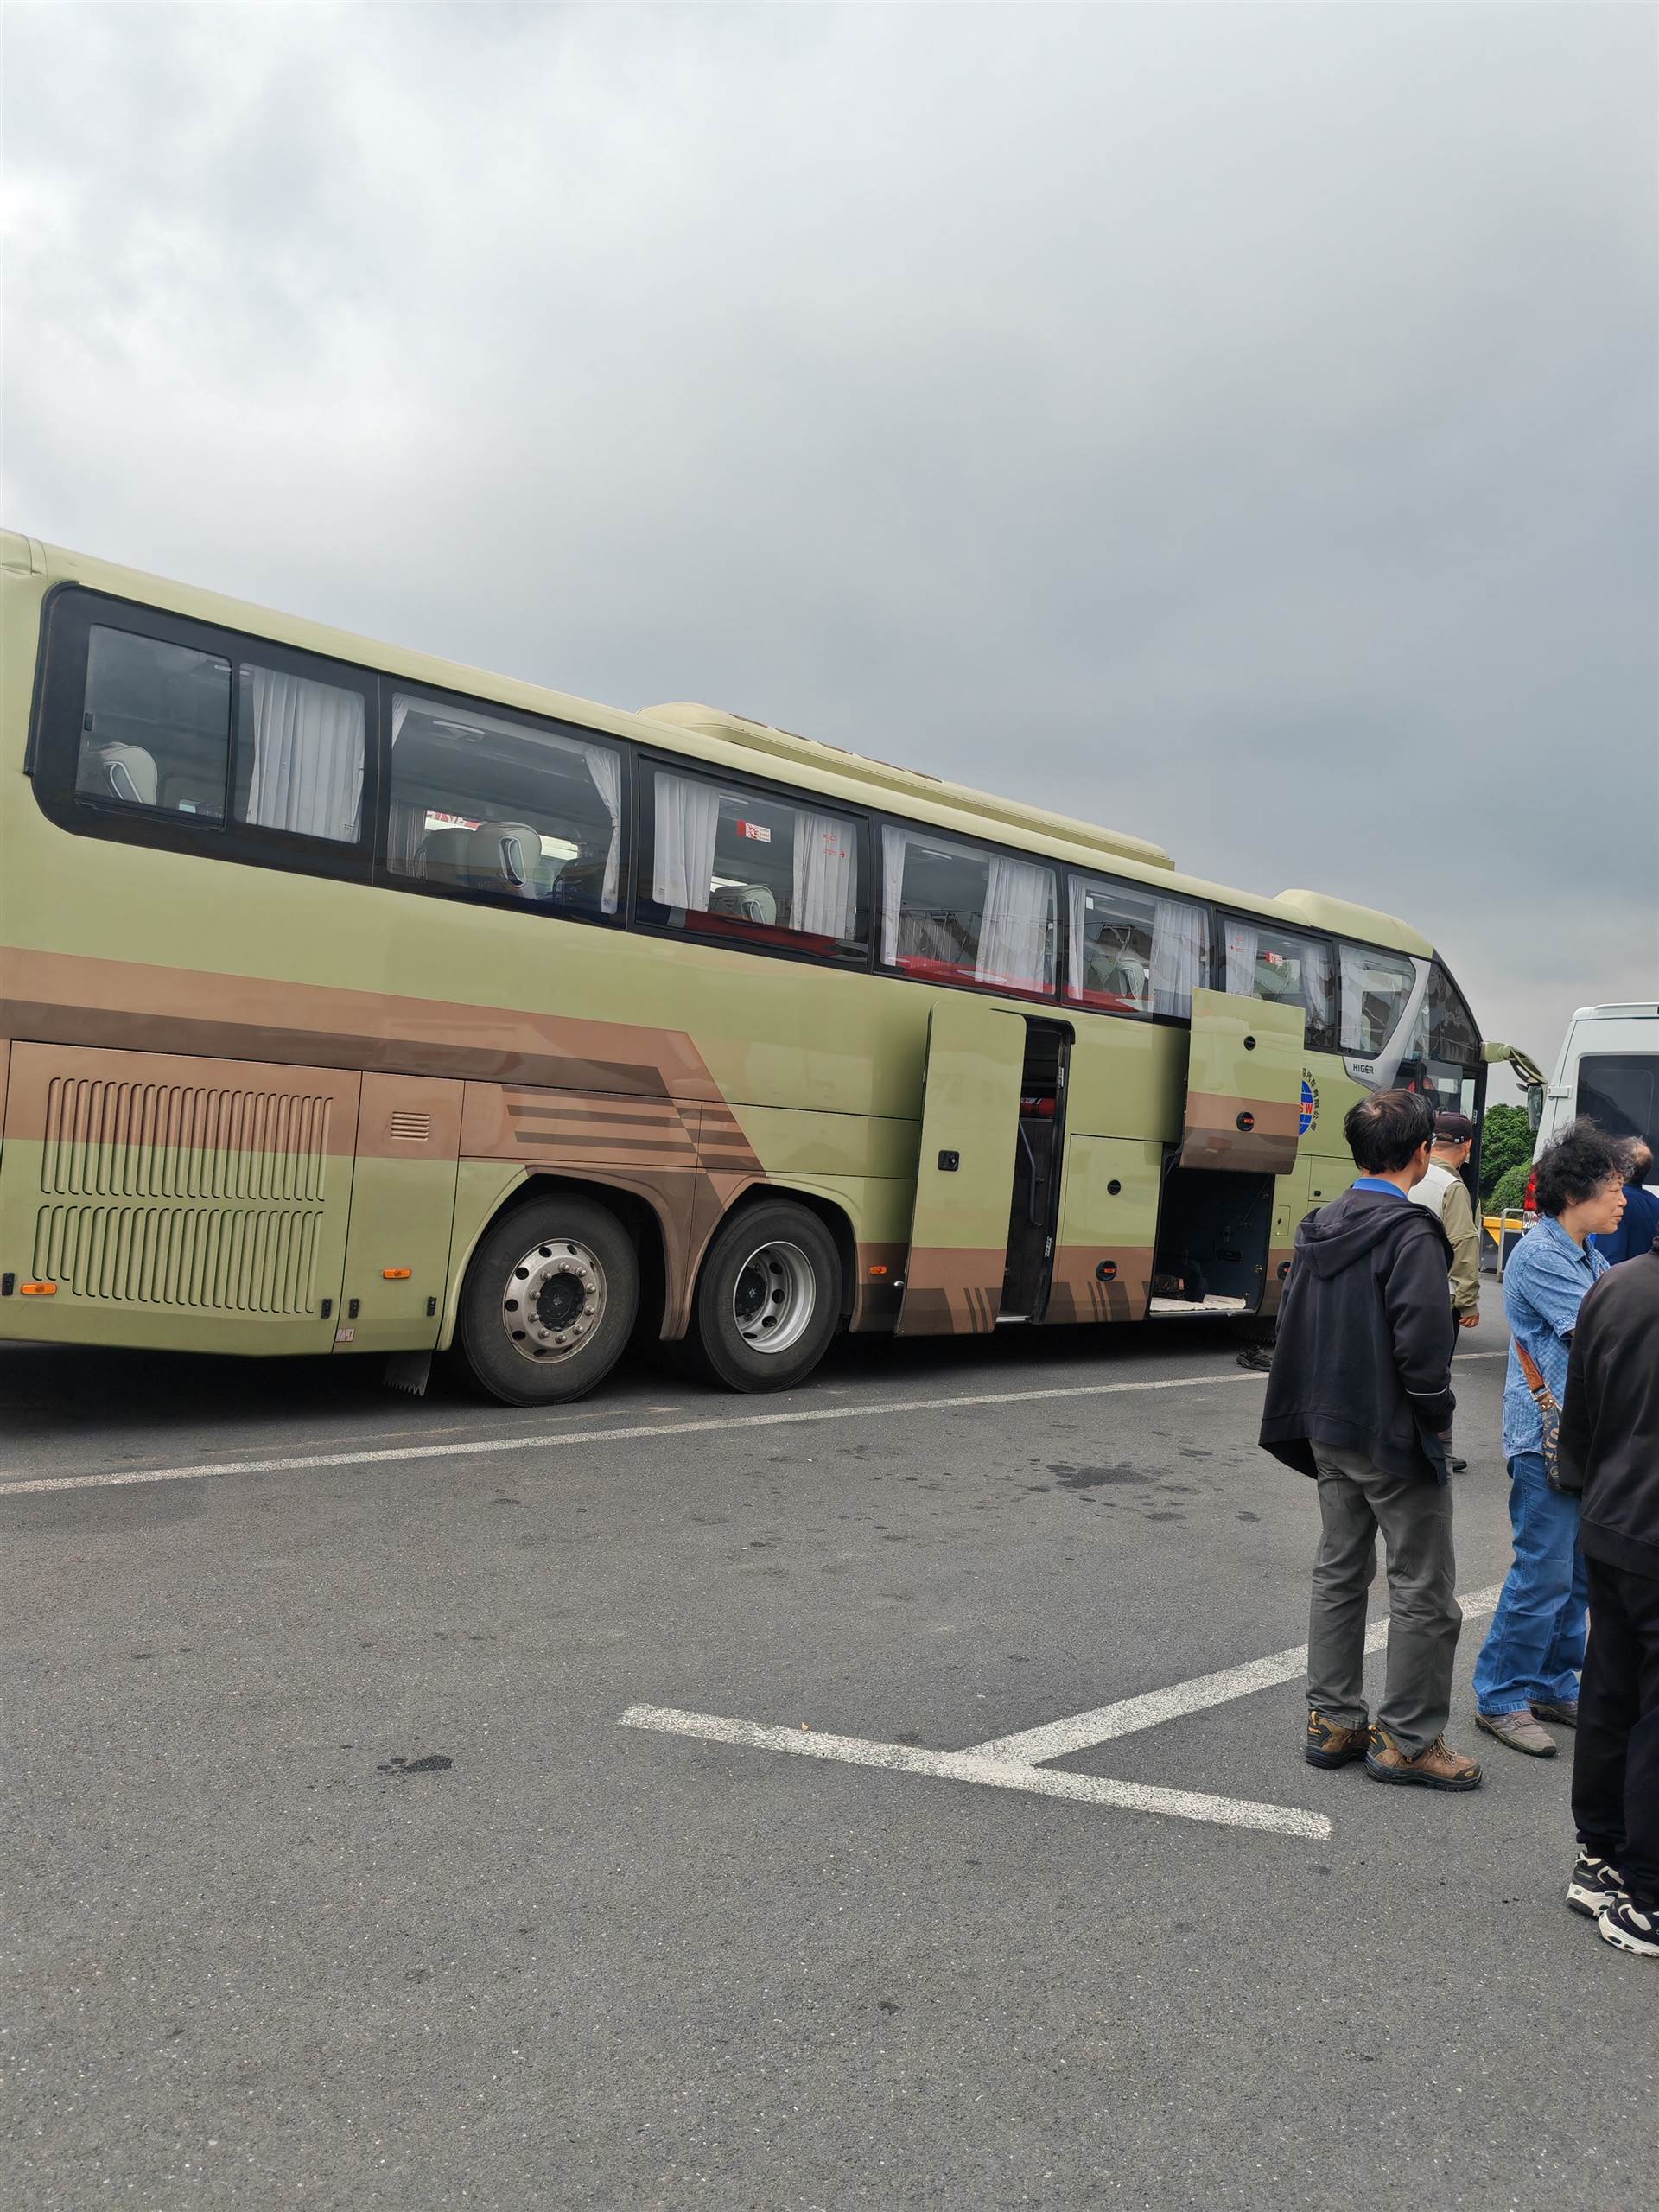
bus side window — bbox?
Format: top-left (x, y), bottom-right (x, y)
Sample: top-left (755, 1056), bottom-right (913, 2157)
top-left (639, 766), bottom-right (867, 959)
top-left (880, 825), bottom-right (1056, 997)
top-left (1224, 918), bottom-right (1337, 1051)
top-left (1340, 944), bottom-right (1416, 1059)
top-left (386, 693), bottom-right (625, 918)
top-left (1065, 877), bottom-right (1208, 1016)
top-left (75, 627), bottom-right (232, 820)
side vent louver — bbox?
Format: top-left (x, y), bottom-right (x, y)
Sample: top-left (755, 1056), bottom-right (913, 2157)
top-left (389, 1110), bottom-right (432, 1143)
top-left (31, 1074), bottom-right (335, 1314)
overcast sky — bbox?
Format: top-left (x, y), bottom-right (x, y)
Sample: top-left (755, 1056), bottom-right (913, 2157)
top-left (3, 3), bottom-right (1655, 1086)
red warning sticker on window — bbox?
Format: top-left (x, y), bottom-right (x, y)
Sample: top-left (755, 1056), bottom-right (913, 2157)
top-left (735, 820), bottom-right (772, 842)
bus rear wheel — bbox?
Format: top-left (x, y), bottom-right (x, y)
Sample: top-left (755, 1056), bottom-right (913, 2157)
top-left (691, 1199), bottom-right (841, 1393)
top-left (457, 1195), bottom-right (639, 1406)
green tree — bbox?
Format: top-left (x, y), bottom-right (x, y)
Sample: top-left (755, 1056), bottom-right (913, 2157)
top-left (1489, 1160), bottom-right (1531, 1212)
top-left (1479, 1103), bottom-right (1533, 1199)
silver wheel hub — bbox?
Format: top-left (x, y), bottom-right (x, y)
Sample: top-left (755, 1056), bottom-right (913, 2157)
top-left (501, 1237), bottom-right (606, 1362)
top-left (731, 1239), bottom-right (817, 1356)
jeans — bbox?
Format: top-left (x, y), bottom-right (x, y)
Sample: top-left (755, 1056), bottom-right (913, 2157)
top-left (1573, 1555), bottom-right (1659, 1909)
top-left (1309, 1444), bottom-right (1462, 1758)
top-left (1472, 1452), bottom-right (1588, 1716)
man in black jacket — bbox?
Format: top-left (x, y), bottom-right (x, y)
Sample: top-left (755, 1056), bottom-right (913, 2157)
top-left (1558, 1226), bottom-right (1659, 1958)
top-left (1260, 1088), bottom-right (1481, 1790)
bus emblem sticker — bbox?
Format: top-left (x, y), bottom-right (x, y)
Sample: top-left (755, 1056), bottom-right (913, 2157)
top-left (1299, 1075), bottom-right (1319, 1136)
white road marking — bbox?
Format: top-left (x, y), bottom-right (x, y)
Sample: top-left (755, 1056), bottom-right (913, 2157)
top-left (968, 1584), bottom-right (1506, 1763)
top-left (622, 1577), bottom-right (1510, 1840)
top-left (0, 1367), bottom-right (1265, 1497)
top-left (620, 1704), bottom-right (1332, 1840)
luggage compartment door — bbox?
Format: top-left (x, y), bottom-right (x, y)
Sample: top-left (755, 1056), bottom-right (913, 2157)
top-left (1179, 988), bottom-right (1305, 1176)
top-left (0, 1041), bottom-right (359, 1354)
top-left (898, 998), bottom-right (1027, 1335)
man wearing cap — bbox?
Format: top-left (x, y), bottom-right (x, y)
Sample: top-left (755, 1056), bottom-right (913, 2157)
top-left (1410, 1113), bottom-right (1481, 1472)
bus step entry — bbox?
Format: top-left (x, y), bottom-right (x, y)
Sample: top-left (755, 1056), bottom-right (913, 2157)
top-left (1001, 1020), bottom-right (1071, 1322)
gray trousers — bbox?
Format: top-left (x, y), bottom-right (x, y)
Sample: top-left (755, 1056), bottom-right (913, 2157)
top-left (1309, 1445), bottom-right (1463, 1758)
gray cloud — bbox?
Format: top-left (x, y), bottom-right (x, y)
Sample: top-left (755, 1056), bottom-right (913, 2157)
top-left (3, 1), bottom-right (1655, 1078)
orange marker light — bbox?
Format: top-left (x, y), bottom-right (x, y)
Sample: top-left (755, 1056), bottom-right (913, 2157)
top-left (382, 1268), bottom-right (412, 1280)
top-left (868, 1264), bottom-right (888, 1277)
top-left (20, 1281), bottom-right (58, 1295)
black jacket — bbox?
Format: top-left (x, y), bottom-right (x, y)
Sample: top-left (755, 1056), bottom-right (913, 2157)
top-left (1558, 1233), bottom-right (1659, 1580)
top-left (1259, 1185), bottom-right (1457, 1484)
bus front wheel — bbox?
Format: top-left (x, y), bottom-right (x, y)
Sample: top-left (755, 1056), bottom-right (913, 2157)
top-left (691, 1199), bottom-right (841, 1393)
top-left (457, 1196), bottom-right (639, 1405)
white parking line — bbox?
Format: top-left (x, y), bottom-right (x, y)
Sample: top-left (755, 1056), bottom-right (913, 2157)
top-left (620, 1704), bottom-right (1332, 1840)
top-left (968, 1584), bottom-right (1505, 1763)
top-left (623, 1574), bottom-right (1510, 1841)
top-left (0, 1366), bottom-right (1265, 1497)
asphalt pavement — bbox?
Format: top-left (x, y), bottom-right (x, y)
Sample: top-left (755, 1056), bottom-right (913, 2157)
top-left (2, 1321), bottom-right (1652, 2211)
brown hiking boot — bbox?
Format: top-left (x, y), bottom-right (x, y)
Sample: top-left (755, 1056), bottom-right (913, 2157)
top-left (1305, 1710), bottom-right (1370, 1768)
top-left (1476, 1709), bottom-right (1558, 1758)
top-left (1364, 1726), bottom-right (1482, 1791)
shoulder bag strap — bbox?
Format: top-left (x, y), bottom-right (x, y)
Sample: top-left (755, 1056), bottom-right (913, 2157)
top-left (1513, 1337), bottom-right (1558, 1409)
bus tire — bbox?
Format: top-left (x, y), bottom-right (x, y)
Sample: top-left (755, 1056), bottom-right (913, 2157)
top-left (692, 1199), bottom-right (841, 1393)
top-left (457, 1195), bottom-right (639, 1406)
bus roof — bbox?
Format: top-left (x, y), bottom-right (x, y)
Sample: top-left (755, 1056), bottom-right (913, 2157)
top-left (4, 529), bottom-right (1433, 957)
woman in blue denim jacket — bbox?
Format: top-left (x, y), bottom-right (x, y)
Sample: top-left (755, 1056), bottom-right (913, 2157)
top-left (1474, 1122), bottom-right (1628, 1757)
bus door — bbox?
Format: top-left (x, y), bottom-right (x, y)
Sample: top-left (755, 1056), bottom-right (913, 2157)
top-left (1151, 988), bottom-right (1304, 1315)
top-left (0, 1041), bottom-right (360, 1355)
top-left (898, 999), bottom-right (1033, 1336)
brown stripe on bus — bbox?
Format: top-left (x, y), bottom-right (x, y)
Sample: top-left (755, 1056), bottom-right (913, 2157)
top-left (1043, 1247), bottom-right (1154, 1325)
top-left (3, 947), bottom-right (726, 1102)
top-left (896, 1247), bottom-right (1013, 1335)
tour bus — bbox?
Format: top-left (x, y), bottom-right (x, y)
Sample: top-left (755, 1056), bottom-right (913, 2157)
top-left (0, 531), bottom-right (1487, 1405)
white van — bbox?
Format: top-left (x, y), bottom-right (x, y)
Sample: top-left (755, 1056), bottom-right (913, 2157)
top-left (1531, 1003), bottom-right (1659, 1193)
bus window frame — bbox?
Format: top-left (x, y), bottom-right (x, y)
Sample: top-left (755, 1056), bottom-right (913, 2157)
top-left (28, 583), bottom-right (381, 887)
top-left (372, 677), bottom-right (633, 934)
top-left (632, 750), bottom-right (875, 971)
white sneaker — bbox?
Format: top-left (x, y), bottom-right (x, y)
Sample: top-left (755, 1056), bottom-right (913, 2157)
top-left (1566, 1853), bottom-right (1627, 1918)
top-left (1597, 1897), bottom-right (1659, 1958)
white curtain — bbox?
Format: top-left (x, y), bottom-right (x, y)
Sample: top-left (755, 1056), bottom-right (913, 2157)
top-left (652, 772), bottom-right (721, 911)
top-left (977, 855), bottom-right (1053, 990)
top-left (1066, 878), bottom-right (1090, 999)
top-left (791, 808), bottom-right (857, 939)
top-left (584, 746), bottom-right (622, 913)
top-left (880, 826), bottom-right (910, 964)
top-left (1224, 918), bottom-right (1260, 997)
top-left (1151, 897), bottom-right (1206, 1016)
top-left (1339, 941), bottom-right (1381, 1052)
top-left (1302, 938), bottom-right (1336, 1038)
top-left (243, 666), bottom-right (365, 842)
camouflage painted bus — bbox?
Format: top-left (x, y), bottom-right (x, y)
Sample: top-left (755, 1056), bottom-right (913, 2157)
top-left (0, 531), bottom-right (1486, 1403)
